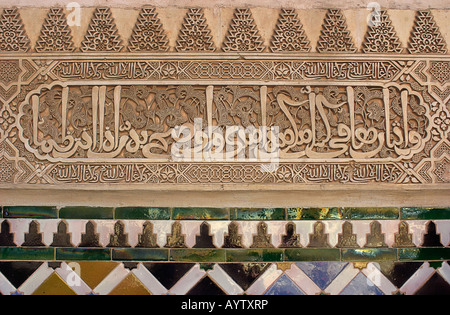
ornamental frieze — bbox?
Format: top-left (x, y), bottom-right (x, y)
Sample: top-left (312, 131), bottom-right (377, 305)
top-left (0, 6), bottom-right (448, 186)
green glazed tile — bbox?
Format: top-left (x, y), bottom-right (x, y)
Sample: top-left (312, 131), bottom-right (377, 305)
top-left (170, 249), bottom-right (226, 262)
top-left (401, 207), bottom-right (450, 220)
top-left (56, 248), bottom-right (111, 261)
top-left (344, 207), bottom-right (399, 220)
top-left (226, 249), bottom-right (284, 262)
top-left (2, 206), bottom-right (58, 219)
top-left (398, 248), bottom-right (450, 261)
top-left (115, 207), bottom-right (171, 220)
top-left (286, 208), bottom-right (343, 220)
top-left (59, 207), bottom-right (114, 220)
top-left (284, 249), bottom-right (340, 261)
top-left (172, 208), bottom-right (229, 220)
top-left (0, 247), bottom-right (55, 260)
top-left (112, 248), bottom-right (169, 261)
top-left (230, 208), bottom-right (285, 220)
top-left (342, 249), bottom-right (397, 261)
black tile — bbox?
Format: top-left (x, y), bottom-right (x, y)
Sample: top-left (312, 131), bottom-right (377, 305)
top-left (22, 221), bottom-right (45, 247)
top-left (219, 263), bottom-right (271, 291)
top-left (0, 220), bottom-right (16, 247)
top-left (193, 222), bottom-right (216, 249)
top-left (415, 273), bottom-right (450, 295)
top-left (0, 262), bottom-right (43, 288)
top-left (186, 276), bottom-right (226, 295)
top-left (143, 263), bottom-right (195, 289)
top-left (377, 262), bottom-right (424, 288)
top-left (422, 221), bottom-right (443, 247)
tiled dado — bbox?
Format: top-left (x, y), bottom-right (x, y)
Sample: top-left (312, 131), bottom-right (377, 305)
top-left (0, 206), bottom-right (449, 295)
top-left (0, 261), bottom-right (449, 295)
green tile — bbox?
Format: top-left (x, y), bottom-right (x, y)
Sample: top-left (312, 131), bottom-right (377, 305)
top-left (2, 206), bottom-right (58, 219)
top-left (0, 247), bottom-right (54, 260)
top-left (172, 208), bottom-right (229, 220)
top-left (59, 207), bottom-right (114, 219)
top-left (284, 249), bottom-right (341, 261)
top-left (226, 249), bottom-right (284, 262)
top-left (115, 207), bottom-right (171, 220)
top-left (112, 248), bottom-right (169, 261)
top-left (56, 248), bottom-right (111, 261)
top-left (286, 208), bottom-right (343, 220)
top-left (342, 249), bottom-right (397, 261)
top-left (398, 248), bottom-right (450, 261)
top-left (401, 207), bottom-right (450, 220)
top-left (230, 208), bottom-right (285, 220)
top-left (344, 207), bottom-right (399, 220)
top-left (170, 249), bottom-right (226, 262)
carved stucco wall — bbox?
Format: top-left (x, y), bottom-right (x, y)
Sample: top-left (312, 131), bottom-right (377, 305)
top-left (0, 0), bottom-right (448, 207)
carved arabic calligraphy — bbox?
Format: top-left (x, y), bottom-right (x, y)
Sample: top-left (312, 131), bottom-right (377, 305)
top-left (18, 82), bottom-right (431, 163)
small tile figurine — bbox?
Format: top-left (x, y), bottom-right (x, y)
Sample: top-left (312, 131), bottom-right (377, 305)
top-left (193, 222), bottom-right (216, 248)
top-left (337, 221), bottom-right (359, 248)
top-left (165, 221), bottom-right (187, 248)
top-left (22, 220), bottom-right (45, 247)
top-left (0, 220), bottom-right (16, 247)
top-left (108, 221), bottom-right (131, 248)
top-left (393, 221), bottom-right (416, 248)
top-left (251, 222), bottom-right (274, 248)
top-left (223, 222), bottom-right (243, 248)
top-left (307, 221), bottom-right (331, 248)
top-left (51, 221), bottom-right (73, 247)
top-left (365, 221), bottom-right (388, 248)
top-left (421, 221), bottom-right (443, 247)
top-left (79, 221), bottom-right (101, 248)
top-left (279, 222), bottom-right (302, 248)
top-left (137, 221), bottom-right (159, 248)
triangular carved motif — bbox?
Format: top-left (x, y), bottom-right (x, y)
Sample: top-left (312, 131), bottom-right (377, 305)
top-left (223, 8), bottom-right (265, 52)
top-left (176, 8), bottom-right (215, 52)
top-left (408, 10), bottom-right (447, 54)
top-left (0, 8), bottom-right (30, 52)
top-left (362, 10), bottom-right (403, 53)
top-left (270, 9), bottom-right (311, 53)
top-left (128, 7), bottom-right (169, 52)
top-left (81, 7), bottom-right (123, 52)
top-left (35, 8), bottom-right (75, 53)
top-left (316, 9), bottom-right (356, 53)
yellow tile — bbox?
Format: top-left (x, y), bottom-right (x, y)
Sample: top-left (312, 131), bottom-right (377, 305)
top-left (32, 273), bottom-right (77, 296)
top-left (74, 261), bottom-right (119, 290)
top-left (108, 273), bottom-right (151, 296)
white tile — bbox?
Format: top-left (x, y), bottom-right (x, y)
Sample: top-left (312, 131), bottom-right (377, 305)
top-left (7, 219), bottom-right (32, 246)
top-left (435, 220), bottom-right (450, 246)
top-left (65, 220), bottom-right (88, 247)
top-left (292, 221), bottom-right (315, 248)
top-left (325, 263), bottom-right (359, 295)
top-left (267, 222), bottom-right (287, 248)
top-left (322, 221), bottom-right (343, 248)
top-left (170, 264), bottom-right (206, 295)
top-left (400, 262), bottom-right (434, 295)
top-left (351, 221), bottom-right (371, 248)
top-left (95, 220), bottom-right (116, 247)
top-left (180, 221), bottom-right (203, 248)
top-left (247, 264), bottom-right (282, 295)
top-left (362, 263), bottom-right (397, 295)
top-left (19, 262), bottom-right (54, 295)
top-left (152, 220), bottom-right (174, 248)
top-left (93, 263), bottom-right (130, 295)
top-left (38, 220), bottom-right (59, 246)
top-left (56, 262), bottom-right (92, 295)
top-left (0, 270), bottom-right (16, 295)
top-left (236, 221), bottom-right (259, 248)
top-left (122, 220), bottom-right (144, 248)
top-left (407, 220), bottom-right (428, 247)
top-left (209, 221), bottom-right (231, 248)
top-left (379, 221), bottom-right (401, 247)
top-left (285, 264), bottom-right (322, 295)
top-left (208, 265), bottom-right (244, 295)
top-left (132, 264), bottom-right (168, 295)
top-left (438, 261), bottom-right (450, 285)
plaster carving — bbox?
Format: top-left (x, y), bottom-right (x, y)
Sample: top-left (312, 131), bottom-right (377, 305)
top-left (0, 6), bottom-right (448, 187)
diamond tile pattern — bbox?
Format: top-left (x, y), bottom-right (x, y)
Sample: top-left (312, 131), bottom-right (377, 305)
top-left (0, 206), bottom-right (449, 295)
